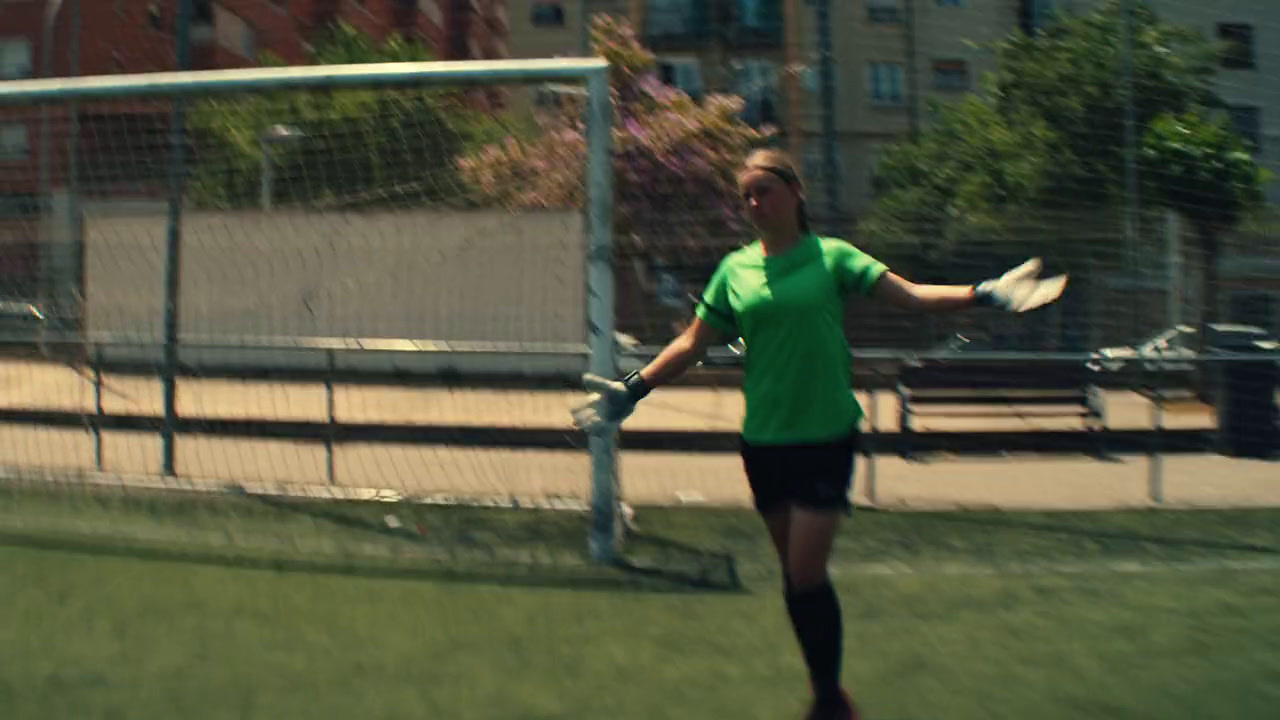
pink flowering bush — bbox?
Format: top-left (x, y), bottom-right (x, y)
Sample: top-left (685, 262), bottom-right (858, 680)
top-left (456, 15), bottom-right (775, 256)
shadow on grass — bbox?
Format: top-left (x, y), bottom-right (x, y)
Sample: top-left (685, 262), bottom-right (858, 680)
top-left (0, 479), bottom-right (746, 594)
top-left (208, 492), bottom-right (747, 593)
top-left (0, 520), bottom-right (746, 596)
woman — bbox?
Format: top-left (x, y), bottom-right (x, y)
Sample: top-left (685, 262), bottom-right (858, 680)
top-left (571, 148), bottom-right (1066, 719)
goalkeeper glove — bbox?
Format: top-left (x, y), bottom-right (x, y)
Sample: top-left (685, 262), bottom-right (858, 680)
top-left (570, 370), bottom-right (652, 434)
top-left (972, 258), bottom-right (1068, 312)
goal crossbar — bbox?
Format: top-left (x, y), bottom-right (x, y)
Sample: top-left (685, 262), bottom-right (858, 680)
top-left (0, 58), bottom-right (611, 104)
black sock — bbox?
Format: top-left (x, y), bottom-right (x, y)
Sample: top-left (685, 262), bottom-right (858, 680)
top-left (784, 579), bottom-right (844, 704)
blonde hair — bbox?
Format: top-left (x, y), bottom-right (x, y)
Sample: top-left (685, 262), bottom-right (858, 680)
top-left (741, 148), bottom-right (810, 233)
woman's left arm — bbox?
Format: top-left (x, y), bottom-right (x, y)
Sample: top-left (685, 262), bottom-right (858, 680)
top-left (871, 272), bottom-right (977, 313)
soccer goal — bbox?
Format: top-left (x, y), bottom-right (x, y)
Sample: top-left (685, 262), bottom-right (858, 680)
top-left (0, 57), bottom-right (630, 562)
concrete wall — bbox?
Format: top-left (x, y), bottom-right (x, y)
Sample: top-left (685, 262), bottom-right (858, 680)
top-left (82, 206), bottom-right (587, 346)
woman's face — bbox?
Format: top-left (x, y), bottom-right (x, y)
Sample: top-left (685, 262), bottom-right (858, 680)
top-left (737, 168), bottom-right (800, 234)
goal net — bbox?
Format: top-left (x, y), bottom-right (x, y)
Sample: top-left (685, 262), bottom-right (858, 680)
top-left (0, 57), bottom-right (640, 565)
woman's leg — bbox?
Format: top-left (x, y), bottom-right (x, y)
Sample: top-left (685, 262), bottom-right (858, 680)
top-left (784, 507), bottom-right (851, 715)
top-left (761, 506), bottom-right (792, 576)
top-left (745, 436), bottom-right (855, 716)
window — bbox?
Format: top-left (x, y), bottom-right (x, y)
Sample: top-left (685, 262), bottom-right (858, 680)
top-left (648, 0), bottom-right (703, 36)
top-left (1021, 0), bottom-right (1060, 33)
top-left (193, 1), bottom-right (214, 24)
top-left (1, 124), bottom-right (29, 162)
top-left (868, 62), bottom-right (904, 106)
top-left (531, 2), bottom-right (564, 27)
top-left (932, 59), bottom-right (969, 91)
top-left (1227, 105), bottom-right (1261, 152)
top-left (738, 0), bottom-right (780, 30)
top-left (658, 58), bottom-right (704, 100)
top-left (734, 60), bottom-right (779, 129)
top-left (0, 38), bottom-right (32, 80)
top-left (420, 0), bottom-right (444, 26)
top-left (731, 0), bottom-right (781, 44)
top-left (214, 6), bottom-right (256, 59)
top-left (0, 194), bottom-right (39, 218)
top-left (1218, 24), bottom-right (1256, 70)
top-left (867, 0), bottom-right (902, 23)
top-left (146, 3), bottom-right (164, 31)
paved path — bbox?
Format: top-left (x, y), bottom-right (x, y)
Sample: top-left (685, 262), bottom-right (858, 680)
top-left (0, 358), bottom-right (1222, 432)
top-left (2, 360), bottom-right (1276, 511)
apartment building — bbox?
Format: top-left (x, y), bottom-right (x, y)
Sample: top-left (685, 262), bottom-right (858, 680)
top-left (507, 0), bottom-right (800, 170)
top-left (0, 1), bottom-right (509, 198)
top-left (0, 1), bottom-right (511, 305)
top-left (505, 1), bottom-right (1277, 219)
top-left (1144, 0), bottom-right (1277, 201)
top-left (506, 0), bottom-right (591, 59)
top-left (505, 1), bottom-right (998, 220)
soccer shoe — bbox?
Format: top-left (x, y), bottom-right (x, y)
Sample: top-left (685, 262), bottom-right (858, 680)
top-left (804, 689), bottom-right (859, 720)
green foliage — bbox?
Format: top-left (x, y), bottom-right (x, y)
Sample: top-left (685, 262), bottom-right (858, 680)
top-left (864, 96), bottom-right (1054, 247)
top-left (1141, 110), bottom-right (1274, 328)
top-left (990, 0), bottom-right (1218, 204)
top-left (456, 15), bottom-right (773, 256)
top-left (187, 23), bottom-right (510, 209)
top-left (309, 22), bottom-right (436, 65)
top-left (1141, 111), bottom-right (1271, 232)
top-left (868, 0), bottom-right (1269, 252)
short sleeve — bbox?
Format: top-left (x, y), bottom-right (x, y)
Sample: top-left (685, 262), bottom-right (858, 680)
top-left (833, 242), bottom-right (889, 298)
top-left (694, 260), bottom-right (737, 335)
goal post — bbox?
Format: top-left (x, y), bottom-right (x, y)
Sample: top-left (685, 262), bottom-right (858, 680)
top-left (0, 57), bottom-right (626, 563)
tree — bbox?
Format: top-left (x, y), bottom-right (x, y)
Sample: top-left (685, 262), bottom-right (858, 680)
top-left (456, 15), bottom-right (773, 260)
top-left (1142, 111), bottom-right (1270, 337)
top-left (188, 23), bottom-right (509, 209)
top-left (864, 95), bottom-right (1055, 253)
top-left (869, 0), bottom-right (1270, 339)
top-left (990, 0), bottom-right (1218, 206)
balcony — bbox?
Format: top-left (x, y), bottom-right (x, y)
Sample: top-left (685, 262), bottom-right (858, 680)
top-left (643, 0), bottom-right (713, 51)
top-left (644, 1), bottom-right (782, 52)
top-left (724, 0), bottom-right (782, 50)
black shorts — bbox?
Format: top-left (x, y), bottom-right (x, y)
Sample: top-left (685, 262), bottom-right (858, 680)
top-left (739, 432), bottom-right (859, 515)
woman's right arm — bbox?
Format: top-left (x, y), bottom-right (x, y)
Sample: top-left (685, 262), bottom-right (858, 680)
top-left (634, 315), bottom-right (724, 389)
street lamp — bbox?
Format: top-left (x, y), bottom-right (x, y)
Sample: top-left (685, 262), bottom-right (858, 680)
top-left (258, 123), bottom-right (305, 211)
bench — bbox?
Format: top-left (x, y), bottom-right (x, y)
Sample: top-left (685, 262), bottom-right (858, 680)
top-left (895, 361), bottom-right (1107, 458)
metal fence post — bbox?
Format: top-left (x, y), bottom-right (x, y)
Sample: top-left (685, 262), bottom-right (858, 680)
top-left (161, 0), bottom-right (192, 476)
top-left (1138, 354), bottom-right (1164, 505)
top-left (326, 349), bottom-right (336, 486)
top-left (1149, 385), bottom-right (1165, 505)
top-left (92, 342), bottom-right (103, 471)
top-left (865, 386), bottom-right (878, 507)
top-left (585, 65), bottom-right (620, 564)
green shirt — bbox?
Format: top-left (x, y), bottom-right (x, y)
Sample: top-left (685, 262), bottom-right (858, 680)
top-left (695, 234), bottom-right (888, 445)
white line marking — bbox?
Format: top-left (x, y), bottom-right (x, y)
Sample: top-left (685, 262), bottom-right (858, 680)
top-left (827, 557), bottom-right (1280, 577)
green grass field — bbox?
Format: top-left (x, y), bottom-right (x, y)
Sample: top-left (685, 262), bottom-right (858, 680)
top-left (2, 481), bottom-right (1279, 719)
